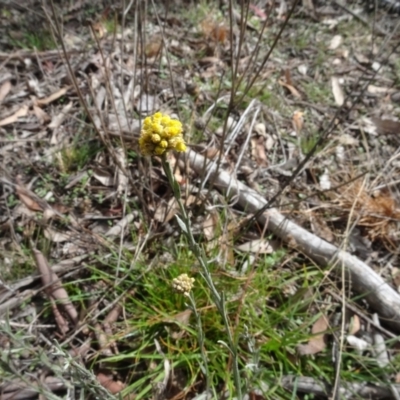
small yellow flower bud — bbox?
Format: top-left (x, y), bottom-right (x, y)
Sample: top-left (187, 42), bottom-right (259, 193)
top-left (155, 146), bottom-right (166, 155)
top-left (151, 134), bottom-right (161, 143)
top-left (161, 115), bottom-right (171, 125)
top-left (175, 141), bottom-right (186, 152)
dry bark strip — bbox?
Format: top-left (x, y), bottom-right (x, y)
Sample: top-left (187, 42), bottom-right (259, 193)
top-left (186, 150), bottom-right (400, 333)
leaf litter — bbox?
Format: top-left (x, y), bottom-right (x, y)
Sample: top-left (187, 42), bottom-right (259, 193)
top-left (1, 0), bottom-right (400, 399)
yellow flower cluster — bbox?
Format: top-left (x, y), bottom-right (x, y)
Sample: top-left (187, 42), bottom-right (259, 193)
top-left (172, 273), bottom-right (195, 296)
top-left (139, 112), bottom-right (186, 156)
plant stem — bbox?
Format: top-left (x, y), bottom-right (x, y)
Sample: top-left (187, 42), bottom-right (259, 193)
top-left (188, 292), bottom-right (210, 394)
top-left (162, 155), bottom-right (242, 399)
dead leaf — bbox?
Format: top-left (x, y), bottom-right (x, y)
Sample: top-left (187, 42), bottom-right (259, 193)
top-left (292, 111), bottom-right (304, 135)
top-left (371, 118), bottom-right (400, 136)
top-left (44, 228), bottom-right (72, 243)
top-left (346, 335), bottom-right (369, 355)
top-left (91, 22), bottom-right (107, 39)
top-left (0, 80), bottom-right (11, 103)
top-left (49, 298), bottom-right (69, 335)
top-left (15, 177), bottom-right (45, 212)
top-left (278, 78), bottom-right (301, 98)
top-left (116, 147), bottom-right (129, 194)
top-left (105, 214), bottom-right (134, 237)
top-left (97, 372), bottom-right (125, 394)
top-left (202, 212), bottom-right (217, 241)
top-left (0, 105), bottom-right (29, 127)
top-left (201, 17), bottom-right (227, 43)
top-left (204, 147), bottom-right (220, 159)
top-left (145, 36), bottom-right (163, 57)
top-left (236, 238), bottom-right (273, 254)
top-left (329, 35), bottom-right (342, 50)
top-left (354, 52), bottom-right (370, 65)
top-left (349, 314), bottom-right (361, 335)
top-left (331, 77), bottom-right (345, 106)
top-left (36, 86), bottom-right (71, 106)
top-left (310, 216), bottom-right (334, 242)
top-left (33, 248), bottom-right (78, 326)
top-left (33, 105), bottom-right (51, 124)
top-left (249, 4), bottom-right (267, 20)
top-left (185, 194), bottom-right (200, 207)
top-left (94, 323), bottom-right (114, 356)
top-left (251, 136), bottom-right (268, 166)
top-left (164, 309), bottom-right (193, 326)
top-left (297, 314), bottom-right (329, 355)
top-left (367, 85), bottom-right (395, 95)
top-left (48, 101), bottom-right (73, 130)
top-left (93, 168), bottom-right (115, 187)
top-left (154, 198), bottom-right (180, 223)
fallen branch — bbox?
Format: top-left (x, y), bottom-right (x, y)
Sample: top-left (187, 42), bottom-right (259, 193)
top-left (186, 150), bottom-right (400, 333)
top-left (281, 375), bottom-right (400, 399)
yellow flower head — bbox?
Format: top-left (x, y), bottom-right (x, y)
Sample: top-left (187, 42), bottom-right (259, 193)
top-left (139, 112), bottom-right (186, 156)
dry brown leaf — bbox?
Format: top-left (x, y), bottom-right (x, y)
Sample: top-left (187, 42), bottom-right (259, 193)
top-left (33, 105), bottom-right (51, 124)
top-left (94, 323), bottom-right (114, 356)
top-left (164, 309), bottom-right (193, 325)
top-left (0, 80), bottom-right (11, 103)
top-left (251, 137), bottom-right (268, 166)
top-left (48, 101), bottom-right (73, 130)
top-left (93, 168), bottom-right (115, 187)
top-left (202, 212), bottom-right (218, 241)
top-left (297, 314), bottom-right (329, 355)
top-left (36, 86), bottom-right (71, 106)
top-left (292, 111), bottom-right (304, 135)
top-left (33, 248), bottom-right (78, 325)
top-left (104, 303), bottom-right (123, 324)
top-left (278, 78), bottom-right (302, 98)
top-left (201, 18), bottom-right (227, 43)
top-left (310, 216), bottom-right (334, 243)
top-left (185, 194), bottom-right (200, 207)
top-left (105, 214), bottom-right (134, 237)
top-left (145, 36), bottom-right (163, 57)
top-left (49, 298), bottom-right (69, 335)
top-left (97, 373), bottom-right (125, 395)
top-left (349, 314), bottom-right (361, 335)
top-left (154, 198), bottom-right (179, 223)
top-left (91, 22), bottom-right (107, 39)
top-left (44, 228), bottom-right (72, 243)
top-left (15, 179), bottom-right (45, 212)
top-left (16, 190), bottom-right (43, 212)
top-left (337, 182), bottom-right (400, 244)
top-left (371, 118), bottom-right (400, 136)
top-left (204, 147), bottom-right (220, 159)
top-left (0, 104), bottom-right (29, 127)
top-left (331, 77), bottom-right (345, 106)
